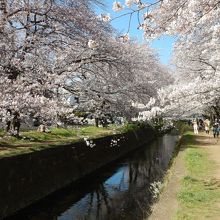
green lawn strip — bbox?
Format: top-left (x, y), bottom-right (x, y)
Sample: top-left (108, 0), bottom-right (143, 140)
top-left (175, 131), bottom-right (220, 220)
top-left (0, 126), bottom-right (123, 158)
top-left (0, 139), bottom-right (81, 158)
top-left (0, 123), bottom-right (151, 158)
top-left (174, 121), bottom-right (192, 135)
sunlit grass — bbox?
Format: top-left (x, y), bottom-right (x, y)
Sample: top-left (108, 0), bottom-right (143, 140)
top-left (174, 121), bottom-right (191, 133)
top-left (175, 132), bottom-right (220, 220)
top-left (0, 126), bottom-right (123, 158)
top-left (0, 123), bottom-right (149, 158)
top-left (79, 126), bottom-right (115, 137)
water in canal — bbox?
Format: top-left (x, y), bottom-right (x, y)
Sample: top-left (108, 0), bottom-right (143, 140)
top-left (7, 133), bottom-right (179, 220)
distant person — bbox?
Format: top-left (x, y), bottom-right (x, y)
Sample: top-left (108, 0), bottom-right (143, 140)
top-left (5, 109), bottom-right (12, 133)
top-left (37, 124), bottom-right (46, 132)
top-left (204, 119), bottom-right (210, 134)
top-left (198, 118), bottom-right (204, 130)
top-left (11, 111), bottom-right (21, 137)
top-left (188, 120), bottom-right (191, 126)
top-left (192, 119), bottom-right (199, 134)
top-left (37, 123), bottom-right (50, 133)
top-left (212, 119), bottom-right (219, 138)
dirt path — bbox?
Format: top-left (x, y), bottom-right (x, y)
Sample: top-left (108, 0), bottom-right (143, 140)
top-left (196, 133), bottom-right (220, 179)
top-left (148, 132), bottom-right (220, 220)
top-left (148, 138), bottom-right (186, 220)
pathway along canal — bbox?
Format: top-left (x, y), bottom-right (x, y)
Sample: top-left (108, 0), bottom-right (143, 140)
top-left (6, 133), bottom-right (179, 220)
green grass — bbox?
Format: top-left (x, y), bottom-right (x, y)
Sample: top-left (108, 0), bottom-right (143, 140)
top-left (79, 126), bottom-right (114, 137)
top-left (51, 127), bottom-right (78, 137)
top-left (0, 123), bottom-right (151, 158)
top-left (0, 129), bottom-right (4, 136)
top-left (120, 122), bottom-right (153, 133)
top-left (174, 121), bottom-right (192, 135)
top-left (175, 131), bottom-right (220, 220)
top-left (21, 128), bottom-right (78, 141)
top-left (0, 126), bottom-right (122, 158)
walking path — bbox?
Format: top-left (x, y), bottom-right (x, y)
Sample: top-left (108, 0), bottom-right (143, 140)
top-left (203, 135), bottom-right (220, 179)
top-left (148, 132), bottom-right (220, 220)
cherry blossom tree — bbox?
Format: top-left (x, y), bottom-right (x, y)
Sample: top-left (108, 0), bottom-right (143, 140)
top-left (0, 0), bottom-right (173, 126)
top-left (0, 0), bottom-right (110, 122)
top-left (111, 0), bottom-right (220, 119)
top-left (64, 39), bottom-right (172, 122)
top-left (111, 1), bottom-right (220, 38)
top-left (2, 0), bottom-right (217, 125)
top-left (158, 1), bottom-right (220, 118)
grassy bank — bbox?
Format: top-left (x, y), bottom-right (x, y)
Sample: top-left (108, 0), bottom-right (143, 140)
top-left (175, 131), bottom-right (220, 219)
top-left (0, 126), bottom-right (123, 158)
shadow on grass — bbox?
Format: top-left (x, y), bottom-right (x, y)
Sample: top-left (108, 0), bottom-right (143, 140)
top-left (180, 132), bottom-right (215, 151)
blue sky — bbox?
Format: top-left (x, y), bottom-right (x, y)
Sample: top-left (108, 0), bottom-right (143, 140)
top-left (95, 1), bottom-right (175, 65)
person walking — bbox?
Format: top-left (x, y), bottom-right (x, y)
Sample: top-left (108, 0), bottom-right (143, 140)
top-left (4, 109), bottom-right (13, 133)
top-left (204, 118), bottom-right (210, 134)
top-left (192, 119), bottom-right (199, 134)
top-left (11, 111), bottom-right (21, 137)
top-left (198, 118), bottom-right (204, 131)
top-left (212, 119), bottom-right (219, 138)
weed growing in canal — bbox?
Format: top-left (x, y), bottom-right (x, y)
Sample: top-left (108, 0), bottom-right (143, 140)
top-left (150, 181), bottom-right (163, 199)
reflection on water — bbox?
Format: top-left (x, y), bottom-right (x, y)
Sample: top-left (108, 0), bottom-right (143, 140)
top-left (6, 133), bottom-right (178, 220)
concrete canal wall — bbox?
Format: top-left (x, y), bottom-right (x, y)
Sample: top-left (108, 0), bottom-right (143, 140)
top-left (0, 127), bottom-right (156, 219)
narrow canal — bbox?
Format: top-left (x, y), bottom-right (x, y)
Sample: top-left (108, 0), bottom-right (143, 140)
top-left (6, 133), bottom-right (179, 220)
